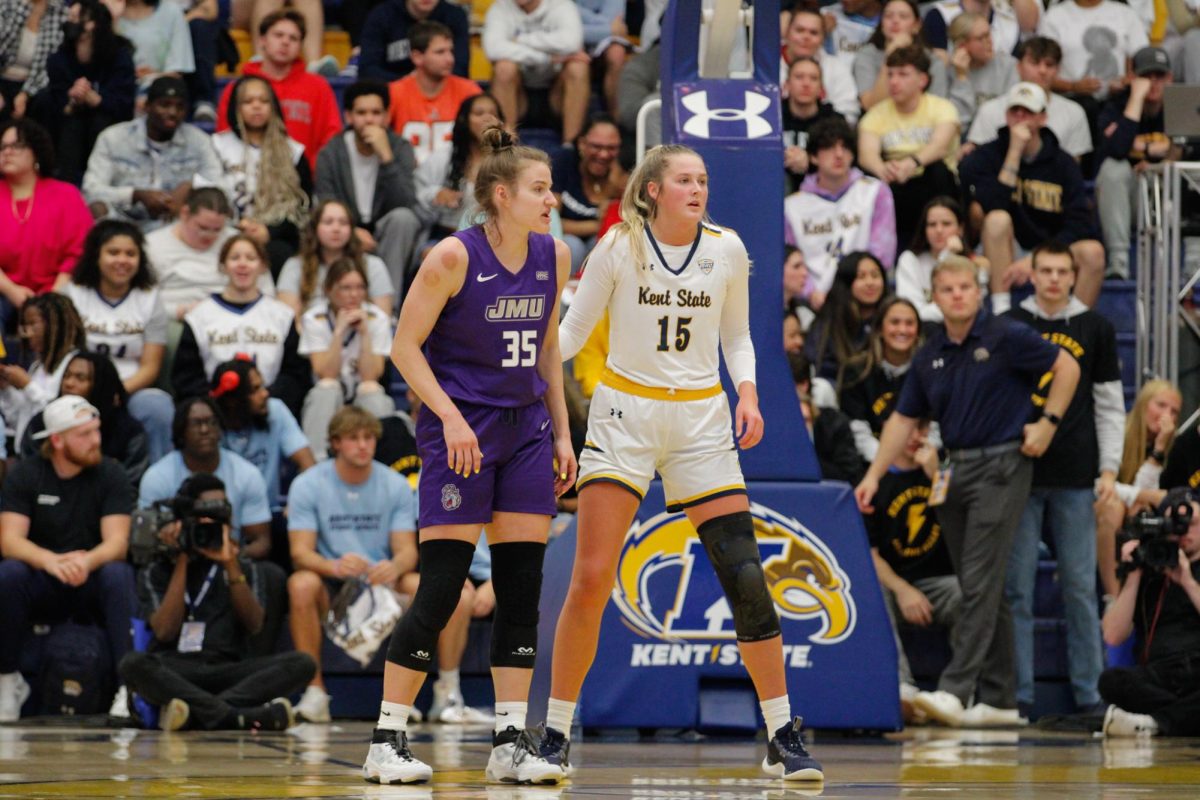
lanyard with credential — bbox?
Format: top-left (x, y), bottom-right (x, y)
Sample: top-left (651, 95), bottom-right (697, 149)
top-left (185, 564), bottom-right (220, 622)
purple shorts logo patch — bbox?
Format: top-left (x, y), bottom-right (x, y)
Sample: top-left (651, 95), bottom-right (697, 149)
top-left (441, 484), bottom-right (462, 511)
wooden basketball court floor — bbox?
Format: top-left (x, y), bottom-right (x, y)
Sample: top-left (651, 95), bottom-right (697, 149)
top-left (1, 721), bottom-right (1199, 798)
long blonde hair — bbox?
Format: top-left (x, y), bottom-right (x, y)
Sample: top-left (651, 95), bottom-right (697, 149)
top-left (297, 199), bottom-right (367, 308)
top-left (232, 76), bottom-right (309, 228)
top-left (1120, 379), bottom-right (1182, 483)
top-left (609, 144), bottom-right (708, 275)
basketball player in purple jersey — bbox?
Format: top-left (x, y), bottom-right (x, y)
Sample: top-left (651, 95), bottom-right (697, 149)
top-left (361, 128), bottom-right (576, 786)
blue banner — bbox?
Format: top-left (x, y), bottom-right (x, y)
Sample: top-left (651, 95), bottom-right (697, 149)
top-left (533, 481), bottom-right (902, 731)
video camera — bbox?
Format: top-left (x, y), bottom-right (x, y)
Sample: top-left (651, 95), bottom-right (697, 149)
top-left (1117, 489), bottom-right (1195, 579)
top-left (130, 495), bottom-right (233, 566)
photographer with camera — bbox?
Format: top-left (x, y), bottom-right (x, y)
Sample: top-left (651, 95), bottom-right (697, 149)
top-left (119, 473), bottom-right (315, 732)
top-left (1099, 488), bottom-right (1200, 737)
top-left (139, 397), bottom-right (272, 561)
top-left (0, 396), bottom-right (136, 723)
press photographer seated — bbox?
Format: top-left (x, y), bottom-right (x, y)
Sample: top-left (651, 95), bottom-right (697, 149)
top-left (119, 473), bottom-right (315, 732)
top-left (1099, 488), bottom-right (1200, 737)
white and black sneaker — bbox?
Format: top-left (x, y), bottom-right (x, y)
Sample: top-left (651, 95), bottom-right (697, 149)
top-left (486, 725), bottom-right (565, 784)
top-left (363, 728), bottom-right (433, 784)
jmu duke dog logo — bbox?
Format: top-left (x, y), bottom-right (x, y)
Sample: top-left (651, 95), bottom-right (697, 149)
top-left (612, 504), bottom-right (857, 650)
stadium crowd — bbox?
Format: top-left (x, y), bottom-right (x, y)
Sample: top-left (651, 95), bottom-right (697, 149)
top-left (0, 0), bottom-right (1199, 740)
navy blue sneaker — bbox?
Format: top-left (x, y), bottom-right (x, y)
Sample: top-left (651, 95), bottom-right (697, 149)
top-left (538, 723), bottom-right (574, 776)
top-left (762, 717), bottom-right (823, 781)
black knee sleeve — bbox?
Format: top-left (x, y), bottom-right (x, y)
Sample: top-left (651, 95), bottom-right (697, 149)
top-left (489, 541), bottom-right (546, 668)
top-left (697, 512), bottom-right (781, 643)
top-left (386, 539), bottom-right (475, 671)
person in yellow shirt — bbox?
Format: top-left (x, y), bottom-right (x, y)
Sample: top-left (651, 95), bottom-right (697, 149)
top-left (858, 43), bottom-right (961, 250)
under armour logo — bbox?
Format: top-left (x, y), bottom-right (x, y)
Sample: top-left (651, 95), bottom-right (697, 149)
top-left (610, 408), bottom-right (623, 419)
top-left (932, 358), bottom-right (945, 370)
top-left (681, 90), bottom-right (773, 139)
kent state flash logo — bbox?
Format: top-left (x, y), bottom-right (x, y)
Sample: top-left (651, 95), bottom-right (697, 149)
top-left (612, 503), bottom-right (856, 669)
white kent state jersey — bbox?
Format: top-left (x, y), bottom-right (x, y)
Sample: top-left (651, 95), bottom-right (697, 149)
top-left (561, 222), bottom-right (756, 391)
top-left (64, 283), bottom-right (169, 381)
top-left (183, 295), bottom-right (296, 384)
top-left (298, 301), bottom-right (394, 400)
top-left (783, 175), bottom-right (885, 294)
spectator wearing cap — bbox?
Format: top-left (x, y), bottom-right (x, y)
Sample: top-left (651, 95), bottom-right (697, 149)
top-left (0, 395), bottom-right (137, 723)
top-left (960, 82), bottom-right (1105, 312)
top-left (1095, 47), bottom-right (1180, 280)
top-left (965, 37), bottom-right (1093, 163)
top-left (855, 254), bottom-right (1081, 728)
top-left (83, 75), bottom-right (221, 231)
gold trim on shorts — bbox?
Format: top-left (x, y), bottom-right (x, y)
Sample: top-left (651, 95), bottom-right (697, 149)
top-left (600, 369), bottom-right (723, 402)
top-left (577, 472), bottom-right (646, 499)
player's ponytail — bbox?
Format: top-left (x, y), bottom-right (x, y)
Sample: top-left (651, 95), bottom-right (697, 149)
top-left (473, 126), bottom-right (551, 233)
top-left (615, 144), bottom-right (703, 279)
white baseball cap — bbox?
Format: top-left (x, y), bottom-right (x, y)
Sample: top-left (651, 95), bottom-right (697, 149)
top-left (1005, 82), bottom-right (1047, 114)
top-left (33, 395), bottom-right (100, 440)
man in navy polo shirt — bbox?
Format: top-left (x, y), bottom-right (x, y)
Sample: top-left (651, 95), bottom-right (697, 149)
top-left (855, 255), bottom-right (1080, 727)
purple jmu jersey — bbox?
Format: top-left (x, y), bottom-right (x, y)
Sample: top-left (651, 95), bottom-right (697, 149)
top-left (424, 226), bottom-right (557, 408)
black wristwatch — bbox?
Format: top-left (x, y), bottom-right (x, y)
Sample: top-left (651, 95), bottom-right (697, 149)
top-left (1043, 412), bottom-right (1062, 426)
top-left (1151, 449), bottom-right (1167, 463)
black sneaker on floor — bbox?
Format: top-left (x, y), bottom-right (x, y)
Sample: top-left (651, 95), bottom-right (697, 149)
top-left (762, 717), bottom-right (823, 781)
top-left (239, 698), bottom-right (294, 732)
top-left (538, 723), bottom-right (574, 775)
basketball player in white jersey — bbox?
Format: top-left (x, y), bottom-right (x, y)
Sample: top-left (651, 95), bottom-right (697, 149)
top-left (545, 145), bottom-right (824, 782)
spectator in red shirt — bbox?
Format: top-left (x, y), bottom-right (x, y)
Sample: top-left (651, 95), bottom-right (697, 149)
top-left (0, 119), bottom-right (92, 329)
top-left (216, 10), bottom-right (341, 173)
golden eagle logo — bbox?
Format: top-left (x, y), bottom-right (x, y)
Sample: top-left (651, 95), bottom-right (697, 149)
top-left (612, 502), bottom-right (856, 644)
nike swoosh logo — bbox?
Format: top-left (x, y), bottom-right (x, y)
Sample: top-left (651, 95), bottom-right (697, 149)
top-left (477, 273), bottom-right (498, 282)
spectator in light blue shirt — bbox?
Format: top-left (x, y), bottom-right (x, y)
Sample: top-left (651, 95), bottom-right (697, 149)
top-left (286, 406), bottom-right (417, 723)
top-left (138, 396), bottom-right (272, 560)
top-left (211, 358), bottom-right (315, 511)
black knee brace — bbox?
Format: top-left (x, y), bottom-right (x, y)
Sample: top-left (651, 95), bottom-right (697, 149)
top-left (697, 512), bottom-right (781, 642)
top-left (489, 541), bottom-right (546, 668)
top-left (386, 539), bottom-right (475, 671)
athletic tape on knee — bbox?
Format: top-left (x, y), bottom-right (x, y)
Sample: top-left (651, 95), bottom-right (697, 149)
top-left (697, 512), bottom-right (781, 642)
top-left (386, 539), bottom-right (475, 671)
top-left (489, 542), bottom-right (546, 668)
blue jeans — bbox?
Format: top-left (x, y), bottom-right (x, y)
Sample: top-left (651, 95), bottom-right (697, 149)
top-left (1005, 487), bottom-right (1104, 708)
top-left (127, 388), bottom-right (175, 463)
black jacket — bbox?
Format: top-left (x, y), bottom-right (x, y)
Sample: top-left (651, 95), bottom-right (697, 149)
top-left (959, 127), bottom-right (1095, 248)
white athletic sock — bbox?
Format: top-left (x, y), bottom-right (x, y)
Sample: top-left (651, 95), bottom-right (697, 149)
top-left (377, 701), bottom-right (411, 732)
top-left (545, 698), bottom-right (576, 734)
top-left (437, 668), bottom-right (460, 694)
top-left (760, 695), bottom-right (792, 735)
top-left (494, 701), bottom-right (527, 733)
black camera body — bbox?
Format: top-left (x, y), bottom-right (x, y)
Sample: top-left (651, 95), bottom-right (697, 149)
top-left (1118, 494), bottom-right (1194, 579)
top-left (130, 495), bottom-right (233, 565)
